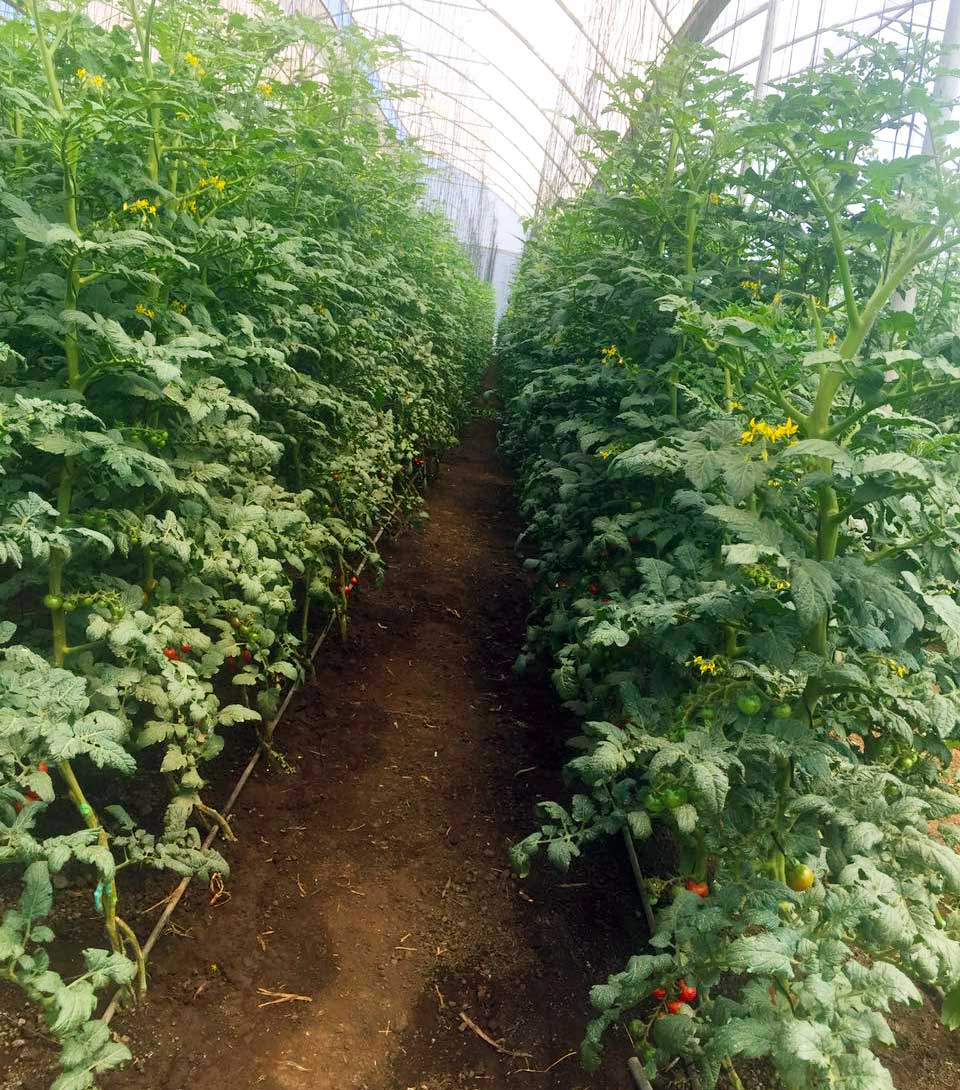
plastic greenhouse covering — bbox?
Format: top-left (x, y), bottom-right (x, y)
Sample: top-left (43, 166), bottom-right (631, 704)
top-left (6, 0), bottom-right (959, 312)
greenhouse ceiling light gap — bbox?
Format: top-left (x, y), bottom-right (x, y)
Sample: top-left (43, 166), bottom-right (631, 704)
top-left (472, 0), bottom-right (601, 127)
top-left (388, 69), bottom-right (561, 200)
top-left (729, 0), bottom-right (919, 75)
top-left (704, 1), bottom-right (771, 47)
top-left (551, 0), bottom-right (621, 80)
top-left (349, 0), bottom-right (594, 178)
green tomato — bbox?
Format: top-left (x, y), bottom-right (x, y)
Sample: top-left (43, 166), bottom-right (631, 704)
top-left (627, 1018), bottom-right (645, 1038)
top-left (698, 706), bottom-right (715, 722)
top-left (644, 792), bottom-right (666, 815)
top-left (896, 753), bottom-right (917, 772)
top-left (786, 863), bottom-right (815, 892)
top-left (661, 787), bottom-right (688, 810)
top-left (737, 693), bottom-right (762, 716)
top-left (772, 703), bottom-right (792, 719)
top-left (42, 594), bottom-right (62, 611)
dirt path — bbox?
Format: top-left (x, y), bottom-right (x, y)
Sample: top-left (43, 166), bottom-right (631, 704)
top-left (92, 410), bottom-right (632, 1090)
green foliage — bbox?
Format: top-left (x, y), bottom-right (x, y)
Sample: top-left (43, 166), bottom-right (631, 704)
top-left (0, 2), bottom-right (491, 1084)
top-left (501, 35), bottom-right (960, 1089)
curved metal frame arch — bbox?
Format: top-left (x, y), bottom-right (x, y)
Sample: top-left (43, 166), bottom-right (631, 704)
top-left (340, 0), bottom-right (594, 176)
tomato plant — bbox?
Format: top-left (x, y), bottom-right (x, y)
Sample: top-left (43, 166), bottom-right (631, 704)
top-left (504, 37), bottom-right (960, 1090)
top-left (0, 2), bottom-right (491, 1085)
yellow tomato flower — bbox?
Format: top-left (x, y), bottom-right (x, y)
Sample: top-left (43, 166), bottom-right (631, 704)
top-left (708, 193), bottom-right (721, 205)
top-left (135, 303), bottom-right (156, 319)
top-left (185, 51), bottom-right (201, 67)
top-left (199, 175), bottom-right (226, 192)
top-left (598, 449), bottom-right (611, 460)
top-left (76, 69), bottom-right (106, 89)
top-left (740, 416), bottom-right (799, 447)
top-left (688, 654), bottom-right (720, 676)
top-left (259, 81), bottom-right (273, 95)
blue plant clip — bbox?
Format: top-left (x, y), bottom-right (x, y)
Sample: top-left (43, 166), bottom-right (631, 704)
top-left (93, 879), bottom-right (105, 914)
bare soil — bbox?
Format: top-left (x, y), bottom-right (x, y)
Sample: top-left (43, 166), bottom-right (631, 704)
top-left (4, 407), bottom-right (960, 1090)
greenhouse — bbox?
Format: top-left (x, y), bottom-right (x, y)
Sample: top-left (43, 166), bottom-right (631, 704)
top-left (5, 2), bottom-right (960, 1089)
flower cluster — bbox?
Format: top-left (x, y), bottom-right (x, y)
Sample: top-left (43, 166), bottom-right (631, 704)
top-left (739, 416), bottom-right (799, 446)
top-left (739, 279), bottom-right (761, 295)
top-left (688, 655), bottom-right (719, 676)
top-left (199, 175), bottom-right (226, 193)
top-left (258, 81), bottom-right (273, 96)
top-left (884, 658), bottom-right (908, 679)
top-left (134, 303), bottom-right (156, 319)
top-left (184, 52), bottom-right (206, 75)
top-left (75, 68), bottom-right (106, 89)
top-left (708, 192), bottom-right (721, 206)
top-left (171, 300), bottom-right (187, 314)
top-left (123, 198), bottom-right (157, 216)
top-left (600, 344), bottom-right (626, 367)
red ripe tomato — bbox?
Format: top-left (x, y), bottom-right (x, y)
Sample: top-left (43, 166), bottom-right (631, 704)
top-left (14, 801), bottom-right (23, 813)
top-left (666, 1000), bottom-right (682, 1015)
top-left (651, 987), bottom-right (666, 1000)
top-left (350, 575), bottom-right (359, 586)
top-left (38, 761), bottom-right (48, 774)
top-left (226, 656), bottom-right (238, 672)
top-left (686, 879), bottom-right (709, 898)
top-left (163, 647), bottom-right (179, 660)
top-left (241, 647), bottom-right (253, 664)
top-left (24, 790), bottom-right (40, 803)
top-left (678, 981), bottom-right (697, 1003)
top-left (588, 582), bottom-right (600, 595)
top-left (180, 642), bottom-right (192, 654)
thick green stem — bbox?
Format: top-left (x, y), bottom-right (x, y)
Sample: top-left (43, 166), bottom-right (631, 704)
top-left (684, 200), bottom-right (698, 277)
top-left (57, 760), bottom-right (122, 956)
top-left (29, 0), bottom-right (64, 114)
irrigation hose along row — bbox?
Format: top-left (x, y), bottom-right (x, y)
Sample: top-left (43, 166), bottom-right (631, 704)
top-left (101, 488), bottom-right (411, 1025)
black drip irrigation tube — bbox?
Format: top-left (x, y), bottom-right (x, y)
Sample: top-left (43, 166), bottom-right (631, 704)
top-left (101, 476), bottom-right (422, 1024)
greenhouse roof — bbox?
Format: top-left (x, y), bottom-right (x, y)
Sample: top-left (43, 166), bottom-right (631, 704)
top-left (322, 0), bottom-right (960, 220)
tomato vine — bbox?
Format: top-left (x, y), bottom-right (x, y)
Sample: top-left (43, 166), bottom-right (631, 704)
top-left (0, 3), bottom-right (491, 1086)
top-left (503, 37), bottom-right (960, 1089)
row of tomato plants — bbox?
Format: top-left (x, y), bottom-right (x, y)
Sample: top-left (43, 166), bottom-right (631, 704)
top-left (0, 3), bottom-right (492, 1086)
top-left (501, 38), bottom-right (960, 1090)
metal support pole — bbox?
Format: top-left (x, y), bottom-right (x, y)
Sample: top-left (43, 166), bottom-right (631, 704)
top-left (924, 0), bottom-right (960, 154)
top-left (754, 0), bottom-right (781, 98)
